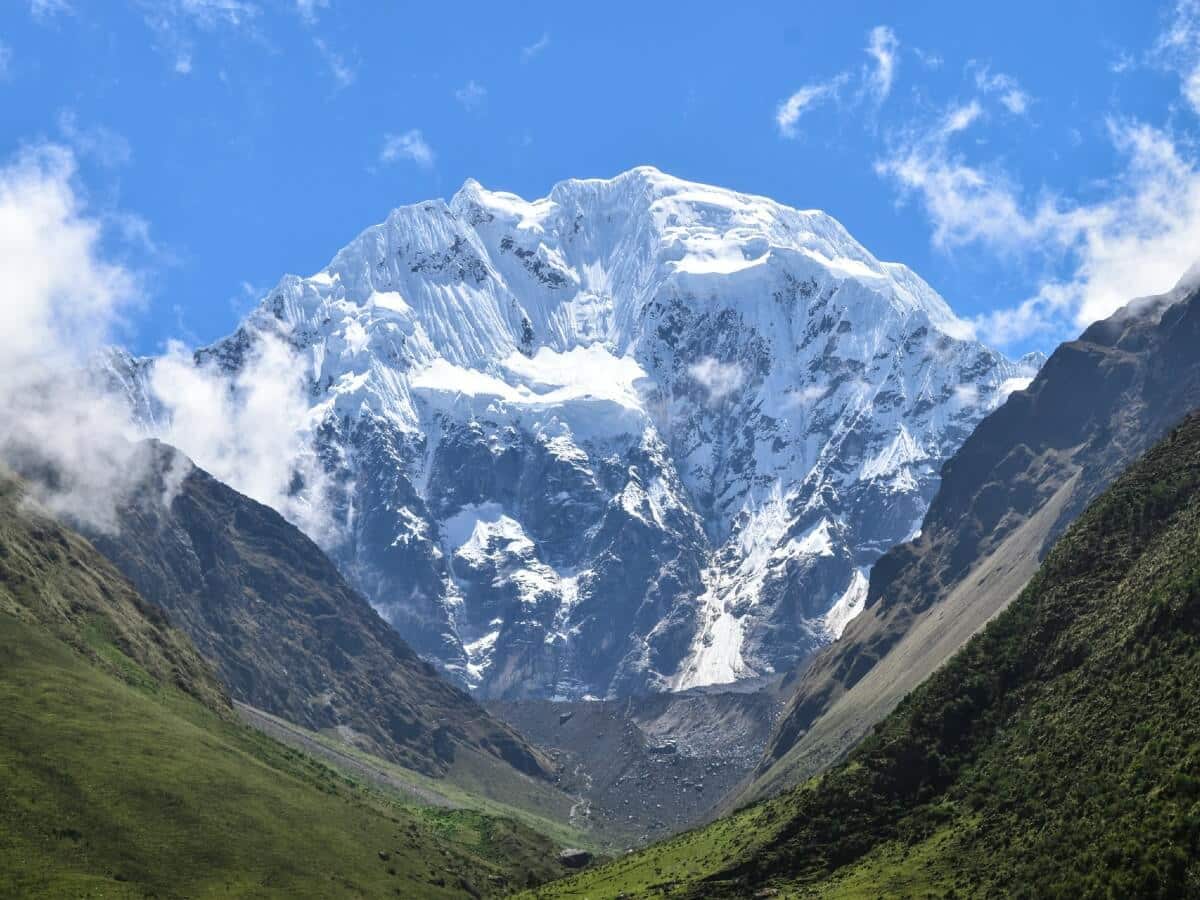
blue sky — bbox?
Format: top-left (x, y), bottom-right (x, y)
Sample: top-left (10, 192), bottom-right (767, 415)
top-left (4, 0), bottom-right (1200, 356)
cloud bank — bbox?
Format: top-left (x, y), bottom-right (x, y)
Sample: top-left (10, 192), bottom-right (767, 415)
top-left (0, 141), bottom-right (339, 545)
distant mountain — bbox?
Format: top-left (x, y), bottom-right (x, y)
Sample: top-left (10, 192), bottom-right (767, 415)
top-left (105, 167), bottom-right (1036, 700)
top-left (0, 469), bottom-right (570, 897)
top-left (745, 275), bottom-right (1200, 803)
top-left (533, 410), bottom-right (1200, 898)
top-left (81, 439), bottom-right (550, 782)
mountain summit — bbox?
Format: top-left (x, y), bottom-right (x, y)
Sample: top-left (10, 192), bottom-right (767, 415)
top-left (112, 168), bottom-right (1037, 699)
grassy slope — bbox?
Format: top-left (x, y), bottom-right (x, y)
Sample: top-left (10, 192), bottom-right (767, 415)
top-left (0, 617), bottom-right (568, 897)
top-left (0, 477), bottom-right (568, 897)
top-left (240, 702), bottom-right (598, 853)
top-left (531, 412), bottom-right (1200, 899)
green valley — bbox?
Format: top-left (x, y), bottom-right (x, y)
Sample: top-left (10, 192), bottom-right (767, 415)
top-left (0, 475), bottom-right (571, 898)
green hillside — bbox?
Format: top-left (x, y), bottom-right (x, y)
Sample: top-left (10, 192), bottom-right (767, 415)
top-left (530, 411), bottom-right (1200, 899)
top-left (0, 477), bottom-right (568, 898)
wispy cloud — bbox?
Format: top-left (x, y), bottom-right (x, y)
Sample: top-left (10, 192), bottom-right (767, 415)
top-left (1110, 50), bottom-right (1136, 75)
top-left (0, 140), bottom-right (340, 543)
top-left (776, 79), bottom-right (844, 138)
top-left (775, 24), bottom-right (897, 137)
top-left (689, 357), bottom-right (746, 403)
top-left (1157, 0), bottom-right (1200, 114)
top-left (0, 42), bottom-right (11, 81)
top-left (868, 5), bottom-right (1200, 348)
top-left (0, 141), bottom-right (148, 531)
top-left (149, 335), bottom-right (341, 545)
top-left (455, 80), bottom-right (487, 111)
top-left (913, 47), bottom-right (943, 70)
top-left (971, 62), bottom-right (1032, 115)
top-left (294, 0), bottom-right (328, 24)
top-left (57, 111), bottom-right (132, 168)
top-left (30, 0), bottom-right (72, 19)
top-left (521, 32), bottom-right (550, 63)
top-left (138, 0), bottom-right (260, 74)
top-left (313, 37), bottom-right (355, 88)
top-left (864, 25), bottom-right (899, 102)
top-left (380, 130), bottom-right (434, 168)
top-left (878, 99), bottom-right (1200, 345)
top-left (943, 100), bottom-right (983, 136)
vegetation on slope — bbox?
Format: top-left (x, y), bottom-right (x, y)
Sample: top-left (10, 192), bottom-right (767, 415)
top-left (0, 470), bottom-right (226, 713)
top-left (532, 411), bottom-right (1200, 898)
top-left (0, 475), bottom-right (569, 897)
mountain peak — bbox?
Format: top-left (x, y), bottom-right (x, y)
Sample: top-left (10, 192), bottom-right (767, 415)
top-left (118, 168), bottom-right (1035, 700)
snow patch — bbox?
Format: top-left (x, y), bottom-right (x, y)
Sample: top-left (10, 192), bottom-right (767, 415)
top-left (672, 575), bottom-right (748, 691)
top-left (824, 569), bottom-right (869, 639)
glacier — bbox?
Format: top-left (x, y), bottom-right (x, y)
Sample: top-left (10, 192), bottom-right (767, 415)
top-left (103, 166), bottom-right (1040, 700)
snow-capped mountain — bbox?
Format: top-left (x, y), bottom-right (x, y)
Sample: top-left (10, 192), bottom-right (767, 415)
top-left (108, 167), bottom-right (1040, 700)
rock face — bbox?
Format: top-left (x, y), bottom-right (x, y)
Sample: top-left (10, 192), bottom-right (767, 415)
top-left (81, 440), bottom-right (551, 781)
top-left (107, 167), bottom-right (1036, 700)
top-left (745, 277), bottom-right (1200, 803)
top-left (558, 849), bottom-right (593, 869)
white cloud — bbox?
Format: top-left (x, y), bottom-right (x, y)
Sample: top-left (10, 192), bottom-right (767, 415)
top-left (380, 129), bottom-right (434, 168)
top-left (57, 110), bottom-right (132, 168)
top-left (295, 0), bottom-right (328, 24)
top-left (689, 357), bottom-right (746, 402)
top-left (952, 383), bottom-right (980, 406)
top-left (455, 80), bottom-right (487, 111)
top-left (30, 0), bottom-right (72, 19)
top-left (313, 37), bottom-right (355, 88)
top-left (521, 32), bottom-right (550, 63)
top-left (776, 78), bottom-right (844, 138)
top-left (971, 63), bottom-right (1031, 116)
top-left (786, 384), bottom-right (828, 407)
top-left (943, 100), bottom-right (983, 135)
top-left (0, 137), bottom-right (344, 553)
top-left (1158, 0), bottom-right (1200, 114)
top-left (775, 25), bottom-right (896, 136)
top-left (0, 145), bottom-right (137, 370)
top-left (0, 140), bottom-right (338, 546)
top-left (879, 98), bottom-right (1200, 346)
top-left (139, 0), bottom-right (260, 74)
top-left (913, 47), bottom-right (943, 70)
top-left (999, 90), bottom-right (1030, 115)
top-left (149, 336), bottom-right (339, 544)
top-left (865, 25), bottom-right (899, 102)
top-left (170, 0), bottom-right (258, 26)
top-left (0, 142), bottom-right (149, 531)
top-left (0, 42), bottom-right (10, 81)
top-left (1110, 50), bottom-right (1136, 74)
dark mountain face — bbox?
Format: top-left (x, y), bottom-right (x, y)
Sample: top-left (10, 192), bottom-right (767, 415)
top-left (82, 440), bottom-right (551, 781)
top-left (747, 284), bottom-right (1200, 802)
